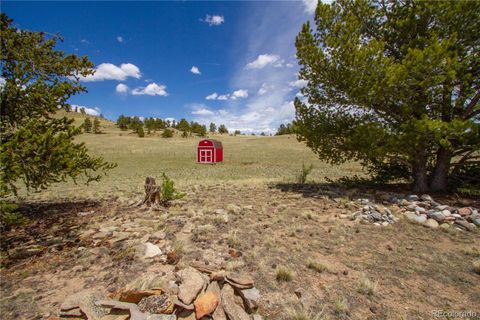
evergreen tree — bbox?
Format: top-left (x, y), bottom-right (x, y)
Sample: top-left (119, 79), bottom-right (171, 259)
top-left (137, 126), bottom-right (145, 138)
top-left (162, 128), bottom-right (173, 138)
top-left (295, 0), bottom-right (480, 192)
top-left (83, 118), bottom-right (92, 133)
top-left (93, 118), bottom-right (101, 134)
top-left (209, 122), bottom-right (217, 133)
top-left (176, 118), bottom-right (190, 132)
top-left (0, 14), bottom-right (115, 196)
top-left (234, 130), bottom-right (241, 136)
top-left (218, 124), bottom-right (228, 134)
top-left (116, 115), bottom-right (129, 131)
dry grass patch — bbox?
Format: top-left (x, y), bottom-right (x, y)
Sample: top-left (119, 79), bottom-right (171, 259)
top-left (333, 295), bottom-right (350, 317)
top-left (288, 307), bottom-right (326, 320)
top-left (357, 274), bottom-right (378, 296)
top-left (307, 260), bottom-right (329, 273)
top-left (276, 265), bottom-right (293, 282)
top-left (473, 260), bottom-right (480, 275)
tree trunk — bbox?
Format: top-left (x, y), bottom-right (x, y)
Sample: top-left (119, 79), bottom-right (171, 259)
top-left (430, 147), bottom-right (452, 192)
top-left (412, 160), bottom-right (429, 193)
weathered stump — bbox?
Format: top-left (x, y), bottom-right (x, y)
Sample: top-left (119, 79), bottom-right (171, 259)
top-left (142, 176), bottom-right (161, 206)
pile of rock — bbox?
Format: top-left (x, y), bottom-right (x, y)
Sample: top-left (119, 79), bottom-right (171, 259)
top-left (350, 199), bottom-right (397, 226)
top-left (391, 194), bottom-right (479, 231)
top-left (58, 263), bottom-right (262, 320)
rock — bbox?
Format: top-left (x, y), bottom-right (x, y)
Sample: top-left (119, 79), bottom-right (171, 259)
top-left (415, 206), bottom-right (426, 213)
top-left (238, 287), bottom-right (260, 311)
top-left (415, 214), bottom-right (427, 224)
top-left (99, 315), bottom-right (129, 320)
top-left (143, 242), bottom-right (162, 258)
top-left (62, 290), bottom-right (109, 320)
top-left (252, 316), bottom-right (263, 320)
top-left (226, 273), bottom-right (254, 289)
top-left (60, 307), bottom-right (83, 317)
top-left (194, 291), bottom-right (219, 319)
top-left (470, 216), bottom-right (480, 227)
top-left (221, 284), bottom-right (251, 320)
top-left (8, 245), bottom-right (44, 259)
top-left (427, 211), bottom-right (445, 222)
top-left (138, 294), bottom-right (174, 314)
top-left (177, 267), bottom-right (206, 305)
top-left (93, 231), bottom-right (108, 240)
top-left (109, 232), bottom-right (130, 244)
top-left (423, 219), bottom-right (439, 229)
top-left (227, 204), bottom-right (242, 214)
top-left (407, 195), bottom-right (419, 201)
top-left (126, 274), bottom-right (168, 291)
top-left (441, 209), bottom-right (451, 217)
top-left (177, 310), bottom-right (196, 320)
top-left (96, 300), bottom-right (146, 320)
top-left (150, 231), bottom-right (166, 240)
top-left (214, 209), bottom-right (227, 215)
top-left (145, 315), bottom-right (176, 320)
top-left (100, 226), bottom-right (118, 233)
top-left (454, 220), bottom-right (476, 232)
top-left (369, 211), bottom-right (382, 221)
top-left (458, 207), bottom-right (472, 216)
top-left (420, 194), bottom-right (433, 202)
top-left (115, 289), bottom-right (163, 304)
top-left (435, 205), bottom-right (449, 211)
top-left (440, 223), bottom-right (450, 230)
top-left (404, 212), bottom-right (418, 222)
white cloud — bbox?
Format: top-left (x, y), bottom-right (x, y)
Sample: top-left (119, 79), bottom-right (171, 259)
top-left (79, 63), bottom-right (141, 82)
top-left (71, 104), bottom-right (101, 116)
top-left (116, 83), bottom-right (129, 93)
top-left (206, 92), bottom-right (218, 100)
top-left (245, 54), bottom-right (283, 69)
top-left (191, 104), bottom-right (215, 116)
top-left (204, 15), bottom-right (225, 26)
top-left (190, 66), bottom-right (201, 75)
top-left (257, 83), bottom-right (274, 95)
top-left (217, 94), bottom-right (229, 100)
top-left (116, 36), bottom-right (124, 43)
top-left (205, 89), bottom-right (248, 101)
top-left (131, 83), bottom-right (168, 96)
top-left (164, 117), bottom-right (176, 123)
top-left (289, 79), bottom-right (308, 88)
top-left (302, 0), bottom-right (317, 14)
top-left (231, 89), bottom-right (249, 100)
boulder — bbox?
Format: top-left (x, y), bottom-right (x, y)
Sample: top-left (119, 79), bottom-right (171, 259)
top-left (143, 242), bottom-right (162, 258)
top-left (423, 219), bottom-right (439, 229)
top-left (61, 290), bottom-right (109, 320)
top-left (194, 291), bottom-right (219, 319)
top-left (177, 267), bottom-right (206, 305)
top-left (237, 287), bottom-right (260, 311)
top-left (458, 207), bottom-right (472, 216)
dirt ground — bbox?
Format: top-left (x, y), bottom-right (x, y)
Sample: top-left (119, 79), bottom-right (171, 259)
top-left (1, 184), bottom-right (479, 320)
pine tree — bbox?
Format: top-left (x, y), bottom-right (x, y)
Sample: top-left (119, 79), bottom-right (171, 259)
top-left (218, 124), bottom-right (228, 134)
top-left (209, 122), bottom-right (216, 133)
top-left (295, 0), bottom-right (480, 192)
top-left (0, 14), bottom-right (115, 196)
top-left (93, 118), bottom-right (101, 134)
top-left (83, 118), bottom-right (92, 133)
top-left (137, 126), bottom-right (145, 138)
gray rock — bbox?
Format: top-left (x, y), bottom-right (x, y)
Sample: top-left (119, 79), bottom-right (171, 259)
top-left (150, 231), bottom-right (166, 240)
top-left (146, 315), bottom-right (176, 320)
top-left (404, 212), bottom-right (418, 222)
top-left (177, 267), bottom-right (205, 305)
top-left (470, 216), bottom-right (480, 227)
top-left (407, 195), bottom-right (419, 201)
top-left (420, 194), bottom-right (433, 202)
top-left (415, 214), bottom-right (427, 224)
top-left (427, 211), bottom-right (445, 222)
top-left (454, 220), bottom-right (476, 232)
top-left (441, 209), bottom-right (451, 217)
top-left (435, 205), bottom-right (449, 211)
top-left (423, 219), bottom-right (439, 229)
top-left (221, 284), bottom-right (251, 320)
top-left (143, 242), bottom-right (162, 258)
top-left (415, 206), bottom-right (426, 213)
top-left (238, 287), bottom-right (260, 311)
top-left (369, 211), bottom-right (382, 221)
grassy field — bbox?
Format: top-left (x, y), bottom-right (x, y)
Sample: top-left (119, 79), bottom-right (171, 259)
top-left (22, 111), bottom-right (362, 201)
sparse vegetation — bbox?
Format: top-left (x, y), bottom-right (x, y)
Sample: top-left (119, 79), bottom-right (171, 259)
top-left (297, 163), bottom-right (313, 184)
top-left (333, 296), bottom-right (349, 316)
top-left (160, 173), bottom-right (185, 205)
top-left (276, 266), bottom-right (293, 282)
top-left (357, 274), bottom-right (378, 296)
top-left (307, 260), bottom-right (328, 273)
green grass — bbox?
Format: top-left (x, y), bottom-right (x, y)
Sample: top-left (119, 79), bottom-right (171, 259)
top-left (19, 111), bottom-right (362, 201)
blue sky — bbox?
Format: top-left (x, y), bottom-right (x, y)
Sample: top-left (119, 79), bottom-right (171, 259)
top-left (3, 1), bottom-right (319, 133)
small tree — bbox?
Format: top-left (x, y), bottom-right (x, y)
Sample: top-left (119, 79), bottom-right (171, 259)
top-left (209, 122), bottom-right (217, 133)
top-left (83, 118), bottom-right (92, 133)
top-left (93, 118), bottom-right (101, 134)
top-left (218, 124), bottom-right (228, 134)
top-left (234, 130), bottom-right (241, 136)
top-left (116, 115), bottom-right (129, 131)
top-left (137, 126), bottom-right (145, 138)
top-left (162, 128), bottom-right (173, 138)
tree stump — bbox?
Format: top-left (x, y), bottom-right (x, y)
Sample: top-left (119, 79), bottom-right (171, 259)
top-left (142, 176), bottom-right (161, 206)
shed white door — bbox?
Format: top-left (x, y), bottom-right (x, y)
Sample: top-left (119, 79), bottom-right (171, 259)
top-left (200, 149), bottom-right (213, 163)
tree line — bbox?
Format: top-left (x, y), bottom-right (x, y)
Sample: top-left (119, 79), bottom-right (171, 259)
top-left (115, 115), bottom-right (229, 138)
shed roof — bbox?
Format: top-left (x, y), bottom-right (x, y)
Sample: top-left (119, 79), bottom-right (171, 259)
top-left (198, 139), bottom-right (223, 149)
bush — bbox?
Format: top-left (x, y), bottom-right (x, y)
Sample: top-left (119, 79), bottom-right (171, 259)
top-left (162, 128), bottom-right (173, 138)
top-left (276, 266), bottom-right (293, 282)
top-left (297, 163), bottom-right (313, 184)
top-left (160, 173), bottom-right (185, 205)
top-left (137, 126), bottom-right (145, 137)
top-left (0, 201), bottom-right (28, 229)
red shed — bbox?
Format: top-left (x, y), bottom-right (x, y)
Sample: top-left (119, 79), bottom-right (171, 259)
top-left (197, 139), bottom-right (223, 164)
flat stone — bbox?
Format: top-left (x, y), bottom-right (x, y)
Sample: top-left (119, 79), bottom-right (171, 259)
top-left (226, 273), bottom-right (254, 287)
top-left (435, 205), bottom-right (449, 211)
top-left (143, 242), bottom-right (162, 258)
top-left (177, 267), bottom-right (205, 305)
top-left (115, 289), bottom-right (162, 304)
top-left (407, 195), bottom-right (419, 201)
top-left (238, 287), bottom-right (260, 311)
top-left (454, 220), bottom-right (476, 232)
top-left (60, 307), bottom-right (83, 317)
top-left (150, 231), bottom-right (166, 240)
top-left (423, 219), bottom-right (439, 229)
top-left (221, 284), bottom-right (250, 320)
top-left (100, 226), bottom-right (118, 233)
top-left (146, 315), bottom-right (176, 320)
top-left (194, 291), bottom-right (219, 319)
top-left (441, 209), bottom-right (451, 216)
top-left (420, 194), bottom-right (433, 202)
top-left (62, 290), bottom-right (109, 320)
top-left (404, 212), bottom-right (418, 222)
top-left (138, 294), bottom-right (174, 314)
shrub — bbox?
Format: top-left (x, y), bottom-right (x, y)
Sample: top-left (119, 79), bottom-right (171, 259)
top-left (307, 261), bottom-right (328, 273)
top-left (162, 128), bottom-right (173, 138)
top-left (137, 126), bottom-right (145, 137)
top-left (160, 173), bottom-right (185, 205)
top-left (357, 274), bottom-right (378, 296)
top-left (0, 202), bottom-right (28, 228)
top-left (276, 266), bottom-right (293, 282)
top-left (297, 163), bottom-right (313, 184)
